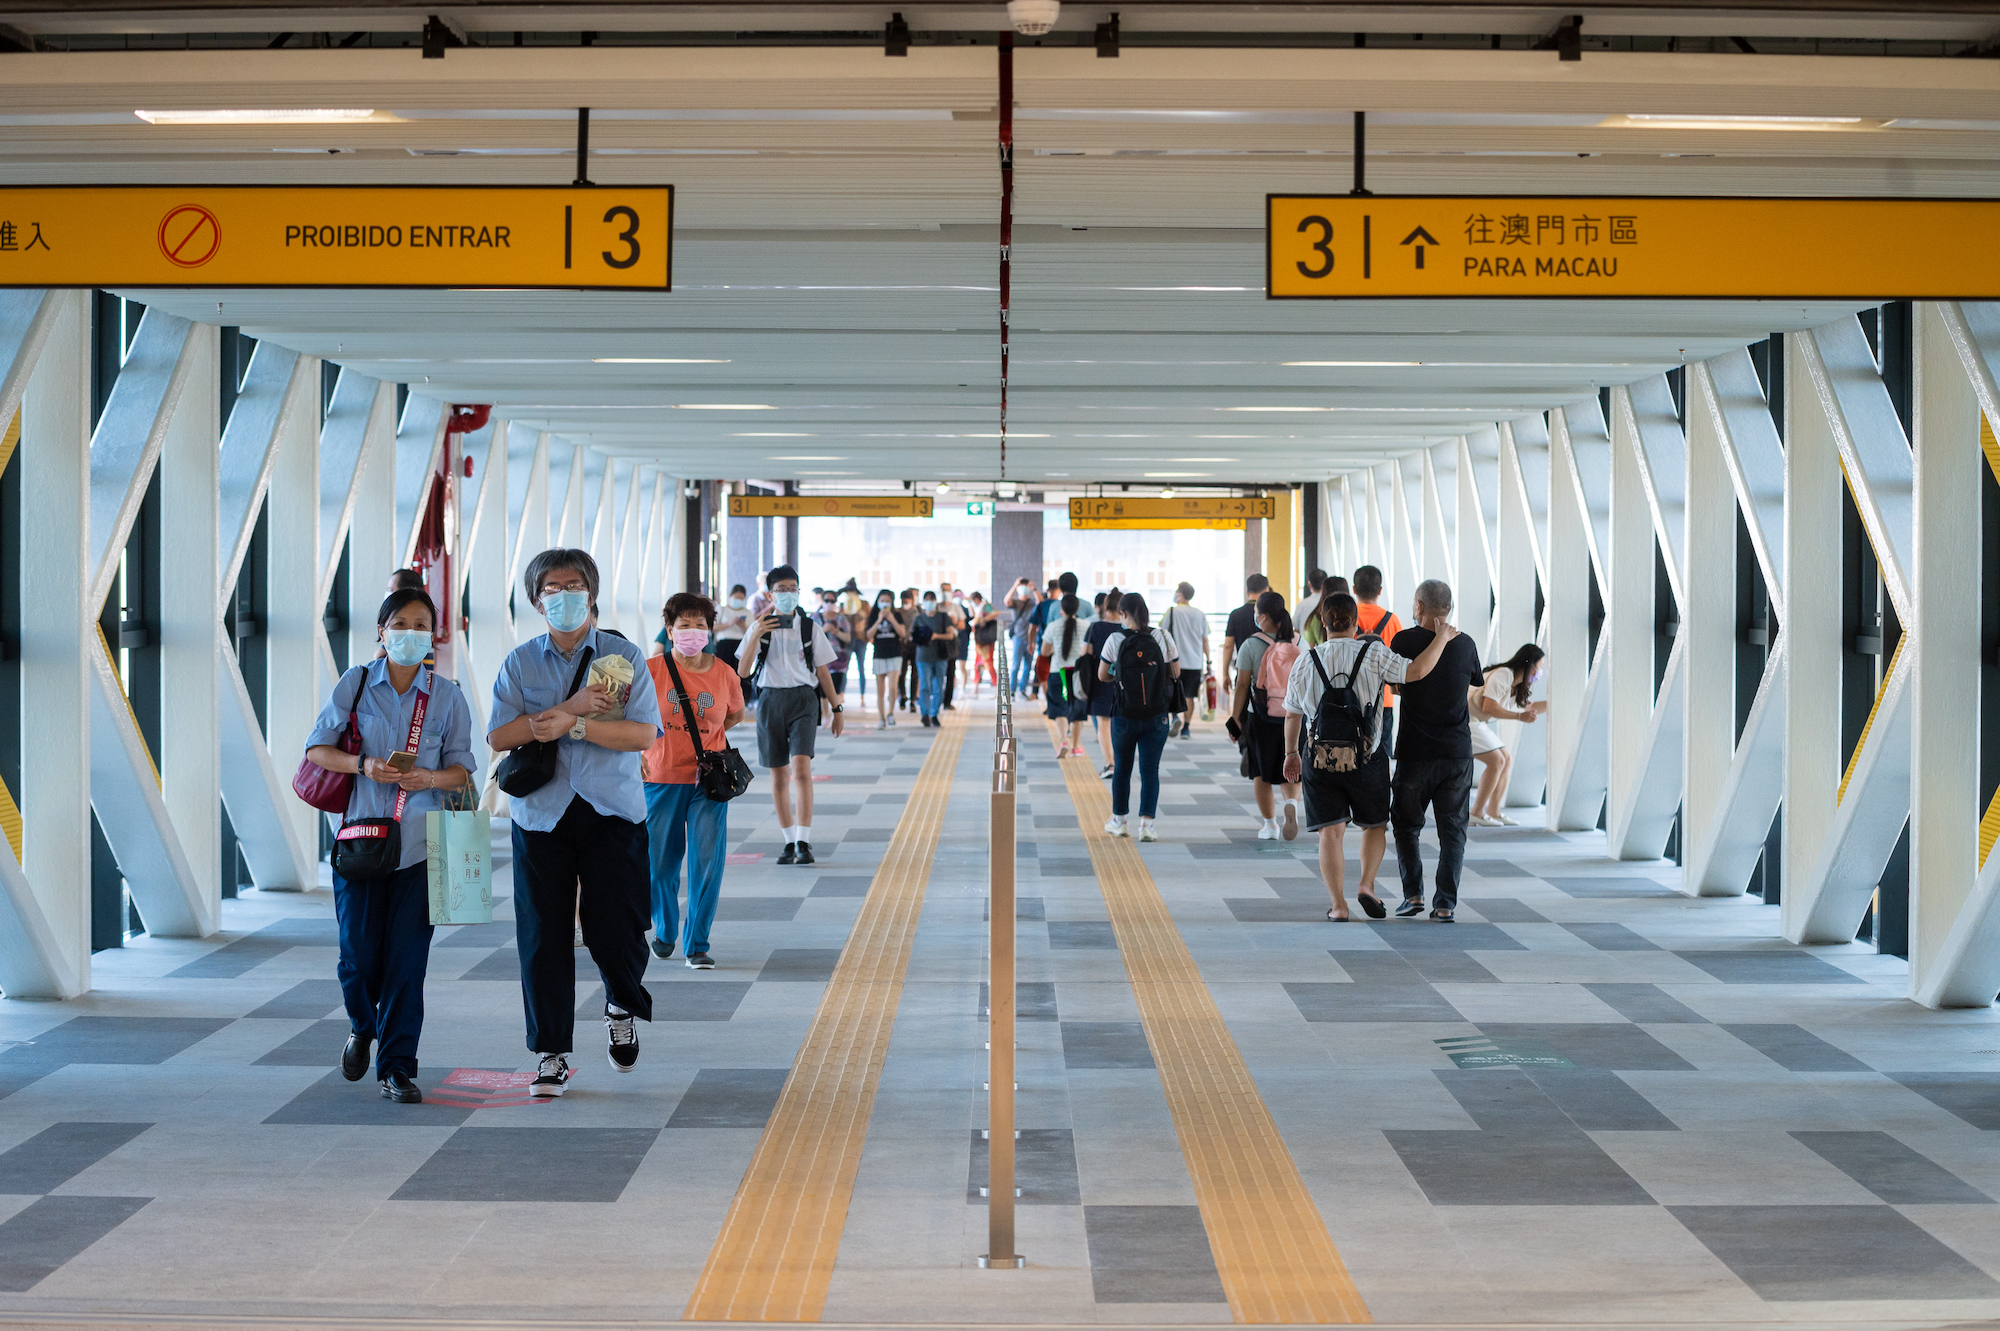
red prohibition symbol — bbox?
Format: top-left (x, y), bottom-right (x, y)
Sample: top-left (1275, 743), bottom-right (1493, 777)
top-left (158, 204), bottom-right (221, 268)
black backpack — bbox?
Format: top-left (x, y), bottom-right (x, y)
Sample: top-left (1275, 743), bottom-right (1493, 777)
top-left (1306, 639), bottom-right (1380, 773)
top-left (1113, 629), bottom-right (1172, 720)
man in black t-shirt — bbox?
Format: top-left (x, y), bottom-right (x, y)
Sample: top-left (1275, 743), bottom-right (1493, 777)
top-left (1388, 578), bottom-right (1485, 921)
top-left (1220, 572), bottom-right (1268, 673)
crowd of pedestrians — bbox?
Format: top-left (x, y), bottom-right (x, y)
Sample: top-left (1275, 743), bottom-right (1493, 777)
top-left (304, 545), bottom-right (1541, 1107)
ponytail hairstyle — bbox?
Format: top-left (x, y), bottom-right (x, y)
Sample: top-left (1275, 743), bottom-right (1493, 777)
top-left (1320, 592), bottom-right (1358, 636)
top-left (1255, 589), bottom-right (1293, 644)
top-left (1119, 591), bottom-right (1149, 632)
top-left (1487, 643), bottom-right (1546, 708)
top-left (1059, 594), bottom-right (1081, 658)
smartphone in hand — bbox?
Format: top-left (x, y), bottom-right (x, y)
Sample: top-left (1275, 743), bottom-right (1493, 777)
top-left (386, 751), bottom-right (417, 773)
top-left (762, 614), bottom-right (785, 632)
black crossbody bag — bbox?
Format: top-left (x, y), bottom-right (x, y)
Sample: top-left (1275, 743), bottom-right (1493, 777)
top-left (496, 646), bottom-right (595, 797)
top-left (332, 686), bottom-right (429, 882)
top-left (663, 653), bottom-right (755, 802)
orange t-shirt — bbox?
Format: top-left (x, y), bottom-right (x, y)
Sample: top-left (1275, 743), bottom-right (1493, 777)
top-left (1354, 603), bottom-right (1404, 708)
top-left (642, 654), bottom-right (745, 785)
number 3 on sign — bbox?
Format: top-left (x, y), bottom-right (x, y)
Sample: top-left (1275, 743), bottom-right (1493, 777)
top-left (1296, 215), bottom-right (1334, 279)
top-left (559, 195), bottom-right (671, 287)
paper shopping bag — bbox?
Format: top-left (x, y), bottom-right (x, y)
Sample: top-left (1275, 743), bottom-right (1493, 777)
top-left (426, 804), bottom-right (493, 927)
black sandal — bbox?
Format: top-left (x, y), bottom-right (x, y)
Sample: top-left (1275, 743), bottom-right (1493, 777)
top-left (1430, 907), bottom-right (1455, 923)
top-left (1326, 908), bottom-right (1351, 922)
top-left (1356, 892), bottom-right (1387, 920)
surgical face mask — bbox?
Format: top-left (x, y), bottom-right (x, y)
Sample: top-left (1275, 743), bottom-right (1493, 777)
top-left (382, 629), bottom-right (430, 667)
top-left (728, 595), bottom-right (746, 609)
top-left (670, 628), bottom-right (709, 656)
top-left (774, 591), bottom-right (799, 615)
top-left (878, 597), bottom-right (892, 608)
top-left (922, 597), bottom-right (937, 611)
top-left (542, 589), bottom-right (590, 633)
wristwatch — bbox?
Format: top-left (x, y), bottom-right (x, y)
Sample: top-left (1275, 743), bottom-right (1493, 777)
top-left (568, 716), bottom-right (588, 741)
top-left (831, 703), bottom-right (844, 713)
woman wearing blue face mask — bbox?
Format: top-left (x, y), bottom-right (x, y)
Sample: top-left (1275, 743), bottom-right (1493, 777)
top-left (303, 589), bottom-right (478, 1105)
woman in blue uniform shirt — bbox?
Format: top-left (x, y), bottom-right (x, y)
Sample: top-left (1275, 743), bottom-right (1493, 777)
top-left (304, 588), bottom-right (478, 1104)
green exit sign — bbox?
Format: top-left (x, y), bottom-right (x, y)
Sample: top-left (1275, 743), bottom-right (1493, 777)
top-left (966, 500), bottom-right (995, 517)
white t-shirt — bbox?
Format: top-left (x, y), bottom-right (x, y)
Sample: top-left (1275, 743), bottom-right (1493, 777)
top-left (753, 613), bottom-right (836, 689)
top-left (714, 604), bottom-right (750, 641)
top-left (1102, 627), bottom-right (1180, 673)
top-left (1160, 603), bottom-right (1208, 669)
top-left (1040, 617), bottom-right (1092, 671)
top-left (1472, 666), bottom-right (1517, 718)
top-left (1282, 636), bottom-right (1411, 746)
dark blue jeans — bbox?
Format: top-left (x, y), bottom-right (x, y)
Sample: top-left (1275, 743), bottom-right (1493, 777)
top-left (1391, 757), bottom-right (1475, 912)
top-left (333, 860), bottom-right (433, 1078)
top-left (1110, 713), bottom-right (1171, 818)
top-left (645, 780), bottom-right (728, 956)
top-left (512, 796), bottom-right (654, 1054)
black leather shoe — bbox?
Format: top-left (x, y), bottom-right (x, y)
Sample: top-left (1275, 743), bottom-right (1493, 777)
top-left (777, 842), bottom-right (799, 865)
top-left (795, 841), bottom-right (816, 865)
top-left (380, 1071), bottom-right (422, 1103)
top-left (1394, 898), bottom-right (1427, 919)
top-left (650, 937), bottom-right (676, 960)
top-left (341, 1034), bottom-right (371, 1082)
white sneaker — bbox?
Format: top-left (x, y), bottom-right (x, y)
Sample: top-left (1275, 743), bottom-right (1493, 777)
top-left (1495, 813), bottom-right (1521, 826)
top-left (1137, 819), bottom-right (1158, 842)
top-left (1280, 802), bottom-right (1299, 842)
top-left (1257, 821), bottom-right (1278, 840)
top-left (877, 716), bottom-right (887, 730)
top-left (1471, 813), bottom-right (1504, 828)
top-left (1104, 816), bottom-right (1129, 838)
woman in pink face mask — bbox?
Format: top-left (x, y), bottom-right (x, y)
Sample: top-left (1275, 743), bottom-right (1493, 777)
top-left (640, 593), bottom-right (747, 969)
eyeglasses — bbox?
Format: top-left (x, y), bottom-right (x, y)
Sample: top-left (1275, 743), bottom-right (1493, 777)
top-left (540, 580), bottom-right (589, 596)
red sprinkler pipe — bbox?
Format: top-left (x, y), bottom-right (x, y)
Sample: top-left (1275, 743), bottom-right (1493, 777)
top-left (998, 34), bottom-right (1013, 481)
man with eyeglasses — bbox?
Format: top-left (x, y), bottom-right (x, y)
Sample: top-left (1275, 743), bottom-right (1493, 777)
top-left (489, 548), bottom-right (664, 1100)
top-left (738, 562), bottom-right (844, 865)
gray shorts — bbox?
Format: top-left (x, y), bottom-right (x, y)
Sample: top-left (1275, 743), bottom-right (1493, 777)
top-left (756, 684), bottom-right (821, 767)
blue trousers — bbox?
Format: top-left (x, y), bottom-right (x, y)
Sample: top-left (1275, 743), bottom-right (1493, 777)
top-left (645, 780), bottom-right (729, 955)
top-left (916, 659), bottom-right (946, 718)
top-left (1110, 713), bottom-right (1171, 818)
top-left (1011, 637), bottom-right (1036, 693)
top-left (333, 860), bottom-right (434, 1078)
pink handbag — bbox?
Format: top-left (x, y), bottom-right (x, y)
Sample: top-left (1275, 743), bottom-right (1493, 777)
top-left (292, 667), bottom-right (365, 814)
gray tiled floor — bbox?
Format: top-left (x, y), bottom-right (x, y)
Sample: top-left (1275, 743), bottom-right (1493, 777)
top-left (4, 709), bottom-right (1999, 1325)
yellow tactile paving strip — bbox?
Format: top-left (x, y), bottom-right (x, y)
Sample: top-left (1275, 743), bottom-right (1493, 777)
top-left (1057, 744), bottom-right (1373, 1325)
top-left (685, 708), bottom-right (968, 1322)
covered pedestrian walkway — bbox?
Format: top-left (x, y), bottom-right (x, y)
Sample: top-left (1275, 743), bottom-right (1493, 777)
top-left (1, 1), bottom-right (2000, 1324)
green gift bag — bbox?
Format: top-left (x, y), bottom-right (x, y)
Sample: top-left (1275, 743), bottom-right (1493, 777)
top-left (426, 781), bottom-right (493, 926)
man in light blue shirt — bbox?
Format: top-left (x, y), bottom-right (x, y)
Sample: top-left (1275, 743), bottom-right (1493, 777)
top-left (489, 547), bottom-right (663, 1098)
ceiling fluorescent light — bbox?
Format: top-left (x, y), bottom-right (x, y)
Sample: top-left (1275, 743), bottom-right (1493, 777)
top-left (766, 455), bottom-right (847, 461)
top-left (673, 403), bottom-right (776, 410)
top-left (1284, 361), bottom-right (1423, 367)
top-left (135, 108), bottom-right (380, 124)
top-left (733, 432), bottom-right (814, 437)
top-left (1623, 114), bottom-right (1862, 125)
top-left (592, 357), bottom-right (730, 364)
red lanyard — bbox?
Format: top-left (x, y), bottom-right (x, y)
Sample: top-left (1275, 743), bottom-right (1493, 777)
top-left (389, 688), bottom-right (431, 822)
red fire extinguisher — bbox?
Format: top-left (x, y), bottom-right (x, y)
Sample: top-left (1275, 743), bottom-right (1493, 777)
top-left (1204, 671), bottom-right (1219, 717)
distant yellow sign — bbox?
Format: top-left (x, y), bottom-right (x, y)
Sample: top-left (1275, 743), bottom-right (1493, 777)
top-left (1071, 518), bottom-right (1247, 531)
top-left (1267, 195), bottom-right (2000, 299)
top-left (729, 494), bottom-right (933, 518)
top-left (0, 186), bottom-right (672, 289)
top-left (1070, 496), bottom-right (1273, 523)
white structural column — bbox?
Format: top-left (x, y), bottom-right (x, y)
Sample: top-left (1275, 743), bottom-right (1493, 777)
top-left (1494, 418), bottom-right (1549, 805)
top-left (1909, 302), bottom-right (1991, 1005)
top-left (1457, 427), bottom-right (1501, 651)
top-left (655, 472), bottom-right (682, 606)
top-left (1682, 350), bottom-right (1787, 897)
top-left (1422, 442), bottom-right (1456, 588)
top-left (1546, 404), bottom-right (1609, 829)
top-left (1781, 327), bottom-right (1851, 945)
top-left (345, 380), bottom-right (398, 666)
top-left (159, 324), bottom-right (221, 926)
top-left (511, 431), bottom-right (551, 625)
top-left (393, 397), bottom-right (444, 566)
top-left (81, 310), bottom-right (208, 936)
top-left (12, 290), bottom-right (90, 996)
top-left (1789, 320), bottom-right (1916, 943)
top-left (1389, 458), bottom-right (1419, 613)
top-left (1605, 383), bottom-right (1685, 859)
top-left (261, 351), bottom-right (323, 873)
top-left (1338, 475), bottom-right (1360, 579)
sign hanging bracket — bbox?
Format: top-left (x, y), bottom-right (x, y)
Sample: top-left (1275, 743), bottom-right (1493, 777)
top-left (1350, 111), bottom-right (1371, 197)
top-left (573, 108), bottom-right (593, 187)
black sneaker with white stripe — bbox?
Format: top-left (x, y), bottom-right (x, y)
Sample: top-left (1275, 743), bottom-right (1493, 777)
top-left (530, 1053), bottom-right (572, 1097)
top-left (606, 1005), bottom-right (639, 1072)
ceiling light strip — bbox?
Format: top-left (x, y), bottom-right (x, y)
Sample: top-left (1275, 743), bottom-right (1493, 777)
top-left (997, 35), bottom-right (1014, 482)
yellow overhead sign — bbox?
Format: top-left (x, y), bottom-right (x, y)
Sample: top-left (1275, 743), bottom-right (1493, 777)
top-left (729, 494), bottom-right (933, 518)
top-left (1267, 195), bottom-right (2000, 299)
top-left (0, 185), bottom-right (671, 290)
top-left (1071, 517), bottom-right (1247, 531)
top-left (1070, 496), bottom-right (1274, 522)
